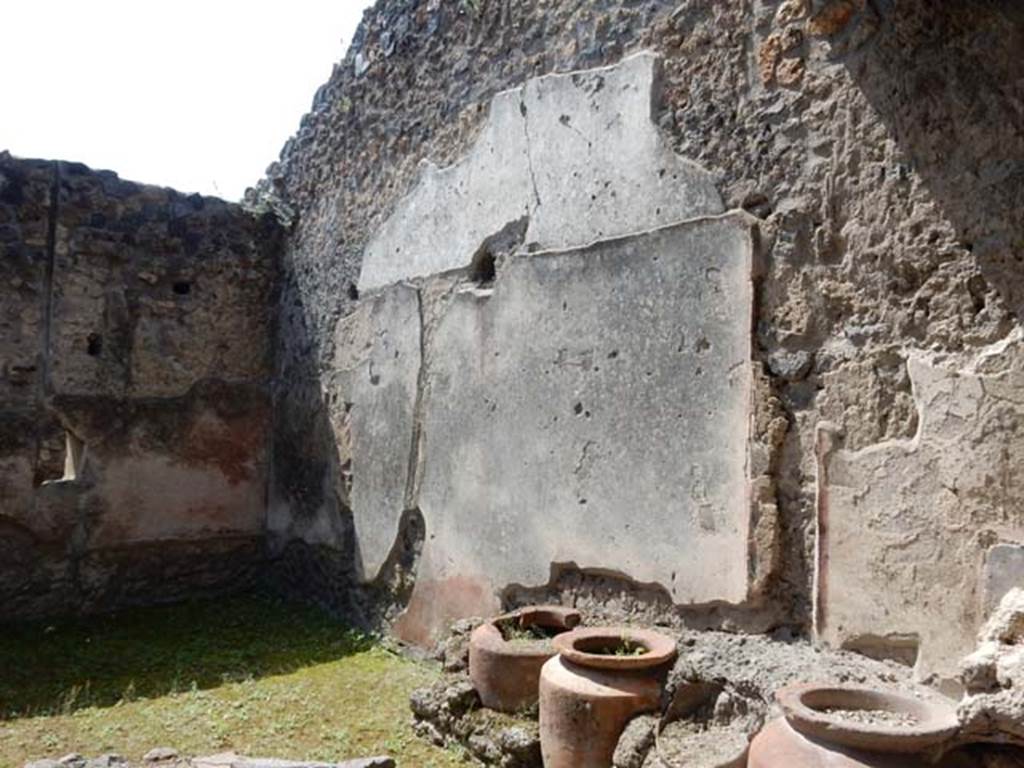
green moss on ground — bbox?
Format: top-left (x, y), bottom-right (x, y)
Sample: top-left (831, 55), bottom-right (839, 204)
top-left (0, 595), bottom-right (467, 768)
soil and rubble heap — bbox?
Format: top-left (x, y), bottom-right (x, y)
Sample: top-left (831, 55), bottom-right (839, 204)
top-left (2, 0), bottom-right (1024, 765)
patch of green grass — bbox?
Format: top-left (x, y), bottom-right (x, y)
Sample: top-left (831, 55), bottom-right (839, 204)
top-left (0, 594), bottom-right (467, 768)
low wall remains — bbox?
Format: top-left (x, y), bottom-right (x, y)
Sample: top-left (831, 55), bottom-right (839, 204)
top-left (0, 154), bottom-right (279, 619)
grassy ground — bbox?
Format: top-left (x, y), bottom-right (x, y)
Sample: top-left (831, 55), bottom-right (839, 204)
top-left (0, 595), bottom-right (468, 768)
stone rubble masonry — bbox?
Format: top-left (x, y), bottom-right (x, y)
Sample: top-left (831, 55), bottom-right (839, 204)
top-left (256, 0), bottom-right (1024, 683)
top-left (0, 152), bottom-right (280, 620)
top-left (4, 0), bottom-right (1024, 693)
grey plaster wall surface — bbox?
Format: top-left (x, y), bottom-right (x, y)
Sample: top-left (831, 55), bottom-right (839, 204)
top-left (358, 53), bottom-right (722, 292)
top-left (333, 285), bottom-right (422, 578)
top-left (393, 213), bottom-right (755, 643)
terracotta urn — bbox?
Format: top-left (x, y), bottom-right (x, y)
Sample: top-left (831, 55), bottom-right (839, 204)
top-left (748, 683), bottom-right (960, 768)
top-left (539, 626), bottom-right (677, 768)
top-left (468, 605), bottom-right (582, 712)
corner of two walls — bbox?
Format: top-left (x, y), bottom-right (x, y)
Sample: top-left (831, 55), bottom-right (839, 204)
top-left (264, 0), bottom-right (1024, 688)
top-left (266, 50), bottom-right (788, 644)
top-left (0, 153), bottom-right (281, 620)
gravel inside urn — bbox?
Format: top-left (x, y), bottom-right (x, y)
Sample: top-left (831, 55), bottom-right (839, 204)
top-left (820, 707), bottom-right (920, 727)
top-left (497, 619), bottom-right (567, 644)
top-left (575, 637), bottom-right (650, 656)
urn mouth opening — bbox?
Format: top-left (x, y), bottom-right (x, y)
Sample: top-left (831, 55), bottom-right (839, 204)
top-left (554, 627), bottom-right (677, 670)
top-left (777, 684), bottom-right (959, 754)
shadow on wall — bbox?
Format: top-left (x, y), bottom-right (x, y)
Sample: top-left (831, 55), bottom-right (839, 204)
top-left (266, 249), bottom-right (425, 630)
top-left (844, 0), bottom-right (1024, 323)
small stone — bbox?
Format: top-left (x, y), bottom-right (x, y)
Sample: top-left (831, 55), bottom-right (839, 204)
top-left (776, 58), bottom-right (806, 87)
top-left (449, 617), bottom-right (480, 636)
top-left (354, 52), bottom-right (370, 77)
top-left (808, 0), bottom-right (859, 36)
top-left (410, 684), bottom-right (443, 719)
top-left (412, 718), bottom-right (446, 746)
top-left (767, 350), bottom-right (812, 381)
top-left (442, 679), bottom-right (479, 717)
top-left (758, 34), bottom-right (783, 84)
top-left (775, 0), bottom-right (809, 24)
top-left (496, 726), bottom-right (540, 757)
top-left (613, 714), bottom-right (657, 768)
top-left (143, 748), bottom-right (179, 762)
top-left (780, 26), bottom-right (803, 52)
top-left (467, 733), bottom-right (501, 763)
top-left (58, 756), bottom-right (85, 768)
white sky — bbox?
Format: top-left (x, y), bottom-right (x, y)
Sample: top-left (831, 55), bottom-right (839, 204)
top-left (1, 1), bottom-right (369, 201)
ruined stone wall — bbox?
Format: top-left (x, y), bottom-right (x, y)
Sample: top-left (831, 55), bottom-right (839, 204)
top-left (0, 153), bottom-right (280, 619)
top-left (255, 0), bottom-right (1024, 683)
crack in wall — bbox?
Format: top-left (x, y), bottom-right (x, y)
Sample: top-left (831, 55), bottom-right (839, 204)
top-left (518, 94), bottom-right (543, 212)
top-left (403, 285), bottom-right (427, 511)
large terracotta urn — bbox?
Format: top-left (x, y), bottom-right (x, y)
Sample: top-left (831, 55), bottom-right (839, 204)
top-left (748, 684), bottom-right (960, 768)
top-left (468, 604), bottom-right (582, 712)
top-left (539, 626), bottom-right (677, 768)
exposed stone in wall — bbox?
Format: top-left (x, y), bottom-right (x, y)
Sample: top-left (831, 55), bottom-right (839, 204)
top-left (255, 0), bottom-right (1024, 662)
top-left (816, 332), bottom-right (1024, 682)
top-left (0, 153), bottom-right (279, 620)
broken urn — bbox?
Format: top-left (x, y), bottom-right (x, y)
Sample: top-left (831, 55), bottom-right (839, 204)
top-left (468, 604), bottom-right (582, 712)
top-left (539, 626), bottom-right (677, 768)
top-left (748, 683), bottom-right (960, 767)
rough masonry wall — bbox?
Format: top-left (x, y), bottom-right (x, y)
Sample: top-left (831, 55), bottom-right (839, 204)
top-left (0, 153), bottom-right (280, 619)
top-left (256, 0), bottom-right (1024, 681)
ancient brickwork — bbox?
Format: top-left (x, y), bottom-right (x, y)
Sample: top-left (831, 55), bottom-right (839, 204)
top-left (0, 153), bottom-right (280, 619)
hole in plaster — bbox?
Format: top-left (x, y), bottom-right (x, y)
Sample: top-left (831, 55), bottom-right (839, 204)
top-left (86, 333), bottom-right (103, 357)
top-left (172, 280), bottom-right (192, 296)
top-left (469, 249), bottom-right (497, 287)
top-left (42, 431), bottom-right (87, 485)
top-left (347, 282), bottom-right (360, 301)
top-left (573, 402), bottom-right (584, 416)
